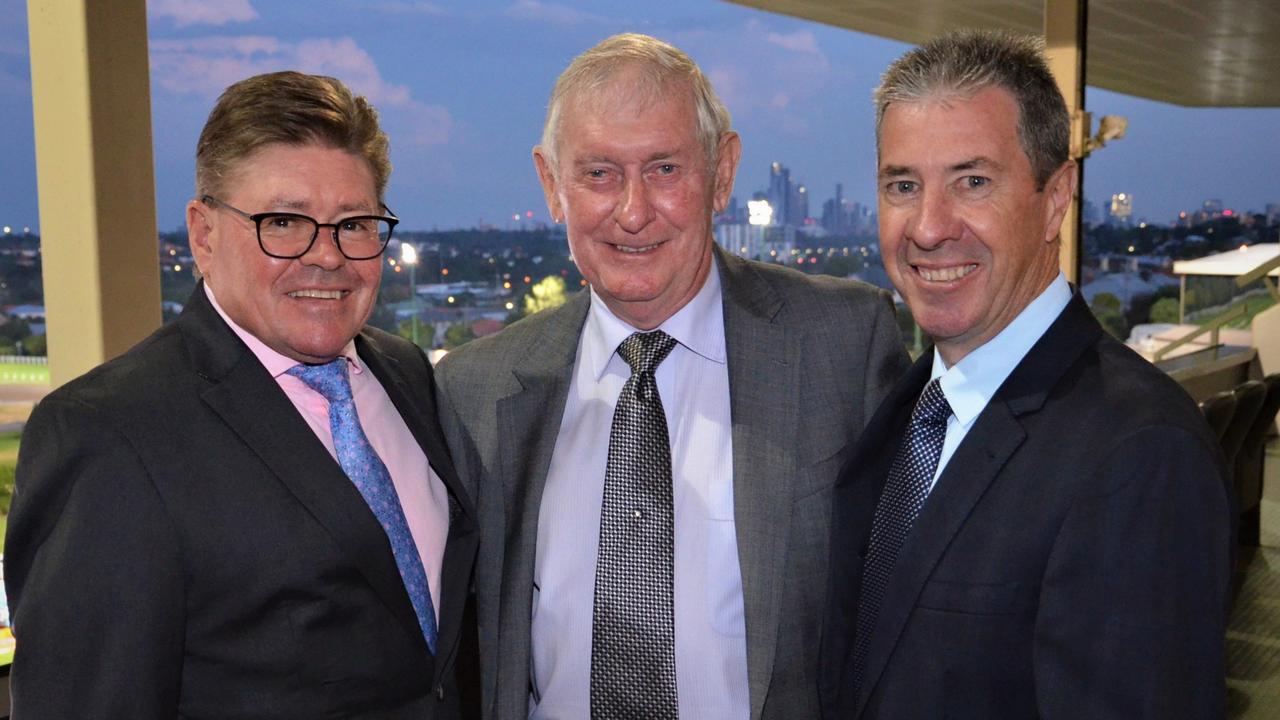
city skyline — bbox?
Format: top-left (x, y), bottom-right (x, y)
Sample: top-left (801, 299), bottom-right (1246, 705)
top-left (1, 0), bottom-right (1279, 232)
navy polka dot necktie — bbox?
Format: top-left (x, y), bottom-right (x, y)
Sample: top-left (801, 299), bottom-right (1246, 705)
top-left (590, 330), bottom-right (680, 720)
top-left (288, 359), bottom-right (439, 655)
top-left (850, 377), bottom-right (952, 696)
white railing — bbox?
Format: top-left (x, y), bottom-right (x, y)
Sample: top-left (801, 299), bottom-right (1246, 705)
top-left (0, 356), bottom-right (47, 365)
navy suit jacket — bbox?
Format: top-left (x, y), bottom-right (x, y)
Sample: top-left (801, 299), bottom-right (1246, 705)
top-left (821, 294), bottom-right (1233, 719)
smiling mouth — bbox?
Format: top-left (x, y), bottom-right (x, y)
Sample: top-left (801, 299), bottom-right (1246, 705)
top-left (288, 289), bottom-right (348, 300)
top-left (612, 240), bottom-right (666, 254)
top-left (917, 264), bottom-right (978, 282)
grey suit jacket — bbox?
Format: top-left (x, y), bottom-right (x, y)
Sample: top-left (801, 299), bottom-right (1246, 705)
top-left (436, 246), bottom-right (909, 719)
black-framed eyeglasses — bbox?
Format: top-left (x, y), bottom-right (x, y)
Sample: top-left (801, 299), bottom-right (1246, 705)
top-left (201, 195), bottom-right (398, 261)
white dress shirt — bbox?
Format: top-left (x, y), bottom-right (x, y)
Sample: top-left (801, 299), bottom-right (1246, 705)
top-left (530, 267), bottom-right (750, 719)
top-left (928, 273), bottom-right (1073, 488)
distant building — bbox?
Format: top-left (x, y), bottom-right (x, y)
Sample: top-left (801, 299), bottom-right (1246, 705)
top-left (1082, 198), bottom-right (1101, 226)
top-left (714, 223), bottom-right (795, 261)
top-left (1109, 192), bottom-right (1133, 227)
top-left (768, 162), bottom-right (792, 226)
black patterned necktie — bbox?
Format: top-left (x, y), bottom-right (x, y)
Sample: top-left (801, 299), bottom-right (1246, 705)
top-left (590, 330), bottom-right (680, 720)
top-left (850, 378), bottom-right (952, 696)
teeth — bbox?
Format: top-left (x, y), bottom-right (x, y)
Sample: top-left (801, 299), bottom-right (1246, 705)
top-left (918, 264), bottom-right (977, 282)
top-left (289, 289), bottom-right (345, 299)
top-left (614, 242), bottom-right (663, 254)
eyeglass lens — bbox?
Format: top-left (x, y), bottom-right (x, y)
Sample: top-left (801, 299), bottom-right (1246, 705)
top-left (258, 215), bottom-right (393, 259)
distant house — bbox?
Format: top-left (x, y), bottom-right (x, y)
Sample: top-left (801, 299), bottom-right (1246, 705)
top-left (471, 318), bottom-right (505, 338)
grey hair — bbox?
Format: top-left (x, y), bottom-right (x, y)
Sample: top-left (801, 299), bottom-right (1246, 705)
top-left (874, 29), bottom-right (1069, 190)
top-left (539, 33), bottom-right (731, 173)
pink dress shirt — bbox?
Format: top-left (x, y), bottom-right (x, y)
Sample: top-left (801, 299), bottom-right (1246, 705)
top-left (205, 285), bottom-right (449, 622)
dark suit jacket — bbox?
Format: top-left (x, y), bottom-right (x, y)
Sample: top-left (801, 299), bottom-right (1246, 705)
top-left (436, 246), bottom-right (910, 719)
top-left (822, 294), bottom-right (1234, 719)
top-left (4, 285), bottom-right (479, 719)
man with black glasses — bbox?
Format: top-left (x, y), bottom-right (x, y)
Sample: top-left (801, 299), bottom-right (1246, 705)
top-left (4, 71), bottom-right (477, 719)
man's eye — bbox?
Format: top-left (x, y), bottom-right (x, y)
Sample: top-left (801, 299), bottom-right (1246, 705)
top-left (268, 216), bottom-right (295, 228)
top-left (586, 169), bottom-right (608, 179)
top-left (657, 164), bottom-right (677, 174)
top-left (964, 176), bottom-right (989, 189)
top-left (887, 181), bottom-right (916, 194)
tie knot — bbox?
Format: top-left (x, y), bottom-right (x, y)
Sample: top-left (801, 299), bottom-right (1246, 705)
top-left (913, 378), bottom-right (952, 429)
top-left (617, 330), bottom-right (677, 376)
top-left (286, 358), bottom-right (353, 404)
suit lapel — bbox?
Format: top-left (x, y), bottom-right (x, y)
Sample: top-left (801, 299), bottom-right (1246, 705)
top-left (495, 291), bottom-right (589, 707)
top-left (180, 287), bottom-right (427, 657)
top-left (358, 332), bottom-right (479, 684)
top-left (854, 293), bottom-right (1102, 716)
top-left (717, 248), bottom-right (803, 719)
top-left (853, 394), bottom-right (1026, 717)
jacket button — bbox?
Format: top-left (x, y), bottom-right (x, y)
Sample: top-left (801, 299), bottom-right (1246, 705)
top-left (435, 685), bottom-right (446, 701)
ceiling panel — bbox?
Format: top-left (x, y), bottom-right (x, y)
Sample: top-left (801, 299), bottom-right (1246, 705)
top-left (726, 0), bottom-right (1280, 106)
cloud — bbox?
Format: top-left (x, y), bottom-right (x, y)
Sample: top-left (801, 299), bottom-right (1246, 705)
top-left (685, 20), bottom-right (832, 138)
top-left (150, 35), bottom-right (453, 146)
top-left (765, 30), bottom-right (820, 55)
top-left (504, 0), bottom-right (603, 25)
top-left (150, 0), bottom-right (258, 28)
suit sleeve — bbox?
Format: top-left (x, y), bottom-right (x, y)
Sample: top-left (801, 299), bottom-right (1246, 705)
top-left (1033, 423), bottom-right (1232, 718)
top-left (860, 290), bottom-right (911, 427)
top-left (4, 395), bottom-right (185, 719)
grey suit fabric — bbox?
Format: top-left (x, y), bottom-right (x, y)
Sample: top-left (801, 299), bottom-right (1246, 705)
top-left (435, 246), bottom-right (910, 719)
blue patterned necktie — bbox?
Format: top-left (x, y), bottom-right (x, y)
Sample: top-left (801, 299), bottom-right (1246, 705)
top-left (851, 378), bottom-right (951, 696)
top-left (287, 358), bottom-right (438, 654)
top-left (591, 330), bottom-right (680, 720)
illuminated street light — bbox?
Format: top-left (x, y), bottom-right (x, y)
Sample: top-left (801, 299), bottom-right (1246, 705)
top-left (401, 242), bottom-right (420, 347)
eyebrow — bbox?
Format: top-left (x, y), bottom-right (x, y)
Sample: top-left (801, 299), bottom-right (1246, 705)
top-left (573, 149), bottom-right (684, 166)
top-left (267, 198), bottom-right (375, 214)
top-left (949, 156), bottom-right (1001, 173)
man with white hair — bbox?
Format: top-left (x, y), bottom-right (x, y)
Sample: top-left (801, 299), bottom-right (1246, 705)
top-left (437, 33), bottom-right (908, 719)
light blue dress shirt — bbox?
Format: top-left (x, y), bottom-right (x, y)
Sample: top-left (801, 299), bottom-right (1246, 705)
top-left (530, 266), bottom-right (749, 719)
top-left (928, 273), bottom-right (1073, 489)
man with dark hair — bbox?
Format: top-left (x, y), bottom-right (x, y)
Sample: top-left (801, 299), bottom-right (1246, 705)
top-left (436, 34), bottom-right (907, 719)
top-left (821, 30), bottom-right (1232, 718)
top-left (4, 71), bottom-right (477, 719)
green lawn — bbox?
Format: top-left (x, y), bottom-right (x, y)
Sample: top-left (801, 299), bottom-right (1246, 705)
top-left (0, 431), bottom-right (18, 553)
top-left (0, 362), bottom-right (48, 386)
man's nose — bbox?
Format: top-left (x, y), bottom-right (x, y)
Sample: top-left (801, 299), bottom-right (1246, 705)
top-left (614, 177), bottom-right (656, 233)
top-left (908, 189), bottom-right (961, 249)
top-left (299, 225), bottom-right (346, 269)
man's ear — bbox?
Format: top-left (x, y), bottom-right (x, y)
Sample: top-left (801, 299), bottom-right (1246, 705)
top-left (1042, 160), bottom-right (1077, 244)
top-left (532, 146), bottom-right (564, 223)
top-left (187, 198), bottom-right (215, 276)
top-left (712, 131), bottom-right (742, 214)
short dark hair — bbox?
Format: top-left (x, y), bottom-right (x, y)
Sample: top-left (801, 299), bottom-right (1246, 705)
top-left (875, 29), bottom-right (1069, 189)
top-left (195, 71), bottom-right (391, 200)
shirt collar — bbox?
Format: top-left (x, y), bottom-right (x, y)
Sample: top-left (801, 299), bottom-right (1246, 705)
top-left (930, 272), bottom-right (1071, 427)
top-left (581, 257), bottom-right (727, 382)
top-left (203, 282), bottom-right (363, 378)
